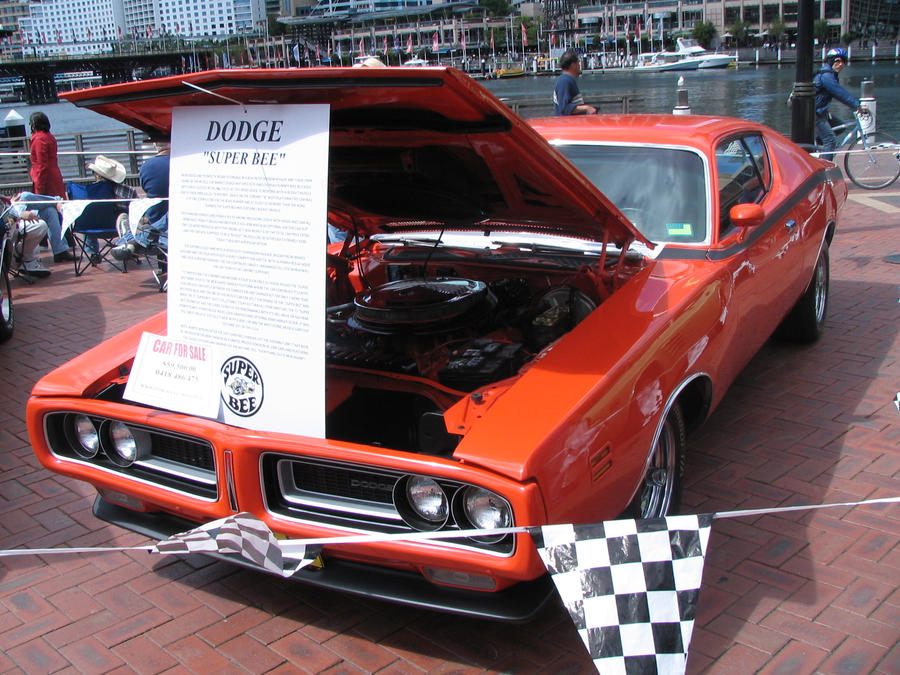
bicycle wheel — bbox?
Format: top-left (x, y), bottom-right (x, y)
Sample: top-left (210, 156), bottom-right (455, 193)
top-left (844, 132), bottom-right (900, 190)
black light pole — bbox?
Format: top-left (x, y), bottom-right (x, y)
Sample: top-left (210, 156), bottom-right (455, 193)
top-left (790, 0), bottom-right (815, 144)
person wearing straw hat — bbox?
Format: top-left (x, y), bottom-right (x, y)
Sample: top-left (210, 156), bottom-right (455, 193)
top-left (89, 155), bottom-right (129, 186)
top-left (80, 155), bottom-right (137, 260)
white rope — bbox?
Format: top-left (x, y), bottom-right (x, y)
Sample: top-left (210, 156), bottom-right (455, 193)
top-left (0, 496), bottom-right (894, 559)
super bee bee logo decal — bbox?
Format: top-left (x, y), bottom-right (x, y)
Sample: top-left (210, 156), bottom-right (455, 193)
top-left (221, 356), bottom-right (264, 417)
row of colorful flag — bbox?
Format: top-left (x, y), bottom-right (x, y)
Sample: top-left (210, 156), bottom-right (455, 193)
top-left (19, 21), bottom-right (213, 46)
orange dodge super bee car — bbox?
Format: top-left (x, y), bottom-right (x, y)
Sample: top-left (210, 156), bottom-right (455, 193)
top-left (28, 68), bottom-right (846, 620)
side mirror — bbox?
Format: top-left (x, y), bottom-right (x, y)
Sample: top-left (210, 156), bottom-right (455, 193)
top-left (729, 203), bottom-right (765, 229)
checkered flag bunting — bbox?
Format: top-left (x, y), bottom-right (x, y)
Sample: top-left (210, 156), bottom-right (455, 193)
top-left (154, 512), bottom-right (318, 577)
top-left (532, 514), bottom-right (713, 675)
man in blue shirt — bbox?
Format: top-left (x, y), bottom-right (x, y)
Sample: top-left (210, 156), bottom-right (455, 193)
top-left (553, 51), bottom-right (596, 116)
top-left (813, 47), bottom-right (868, 160)
top-left (111, 136), bottom-right (170, 260)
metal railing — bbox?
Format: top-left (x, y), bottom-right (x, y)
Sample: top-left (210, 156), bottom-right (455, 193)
top-left (0, 128), bottom-right (153, 194)
top-left (499, 93), bottom-right (643, 118)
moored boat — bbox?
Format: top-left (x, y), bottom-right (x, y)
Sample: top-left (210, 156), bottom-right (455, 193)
top-left (633, 38), bottom-right (736, 72)
top-left (633, 52), bottom-right (701, 72)
top-left (675, 38), bottom-right (737, 69)
top-left (494, 62), bottom-right (525, 78)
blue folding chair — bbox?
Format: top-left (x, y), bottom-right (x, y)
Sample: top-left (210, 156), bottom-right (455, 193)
top-left (66, 181), bottom-right (133, 276)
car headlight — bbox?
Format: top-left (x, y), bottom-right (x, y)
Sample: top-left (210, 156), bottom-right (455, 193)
top-left (404, 476), bottom-right (449, 527)
top-left (108, 421), bottom-right (137, 466)
top-left (71, 415), bottom-right (99, 458)
top-left (462, 486), bottom-right (511, 530)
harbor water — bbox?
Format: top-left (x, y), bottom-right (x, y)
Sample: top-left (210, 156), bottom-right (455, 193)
top-left (482, 61), bottom-right (900, 138)
top-left (10, 61), bottom-right (900, 140)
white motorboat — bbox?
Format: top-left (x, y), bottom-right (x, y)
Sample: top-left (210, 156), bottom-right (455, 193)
top-left (633, 38), bottom-right (736, 72)
top-left (633, 51), bottom-right (701, 72)
top-left (675, 38), bottom-right (737, 69)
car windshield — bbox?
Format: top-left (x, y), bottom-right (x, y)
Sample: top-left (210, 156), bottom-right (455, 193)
top-left (556, 144), bottom-right (708, 244)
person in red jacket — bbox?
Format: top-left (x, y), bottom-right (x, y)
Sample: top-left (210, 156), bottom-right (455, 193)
top-left (28, 112), bottom-right (65, 199)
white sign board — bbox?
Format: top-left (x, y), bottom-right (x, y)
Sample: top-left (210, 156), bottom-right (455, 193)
top-left (126, 104), bottom-right (329, 437)
top-left (124, 333), bottom-right (220, 418)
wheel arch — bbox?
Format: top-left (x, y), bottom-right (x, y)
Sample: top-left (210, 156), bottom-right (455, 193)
top-left (674, 373), bottom-right (713, 435)
top-left (825, 219), bottom-right (836, 247)
top-left (625, 372), bottom-right (712, 511)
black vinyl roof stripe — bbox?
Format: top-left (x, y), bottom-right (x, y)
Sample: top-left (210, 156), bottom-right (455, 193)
top-left (656, 166), bottom-right (839, 261)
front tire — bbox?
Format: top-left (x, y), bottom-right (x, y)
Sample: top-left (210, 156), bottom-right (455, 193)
top-left (626, 403), bottom-right (686, 518)
top-left (0, 244), bottom-right (13, 343)
top-left (775, 242), bottom-right (829, 343)
top-left (844, 132), bottom-right (900, 190)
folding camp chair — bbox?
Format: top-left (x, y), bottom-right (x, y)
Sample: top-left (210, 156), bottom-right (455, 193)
top-left (65, 181), bottom-right (134, 276)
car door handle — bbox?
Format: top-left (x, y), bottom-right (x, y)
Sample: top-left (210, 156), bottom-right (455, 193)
top-left (784, 220), bottom-right (796, 230)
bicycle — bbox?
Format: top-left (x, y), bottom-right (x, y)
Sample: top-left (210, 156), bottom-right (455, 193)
top-left (808, 111), bottom-right (900, 190)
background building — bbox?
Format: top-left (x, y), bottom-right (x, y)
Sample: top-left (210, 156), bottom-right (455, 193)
top-left (574, 0), bottom-right (898, 48)
top-left (19, 0), bottom-right (125, 56)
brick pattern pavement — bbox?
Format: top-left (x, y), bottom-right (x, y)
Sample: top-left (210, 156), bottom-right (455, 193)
top-left (0, 188), bottom-right (897, 673)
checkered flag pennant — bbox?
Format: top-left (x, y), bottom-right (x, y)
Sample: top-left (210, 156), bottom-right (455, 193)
top-left (533, 514), bottom-right (713, 675)
top-left (153, 513), bottom-right (318, 578)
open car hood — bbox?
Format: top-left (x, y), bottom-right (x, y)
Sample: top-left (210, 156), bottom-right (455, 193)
top-left (63, 67), bottom-right (643, 246)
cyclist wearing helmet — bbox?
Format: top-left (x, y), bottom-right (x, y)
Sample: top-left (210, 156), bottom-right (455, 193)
top-left (814, 47), bottom-right (868, 160)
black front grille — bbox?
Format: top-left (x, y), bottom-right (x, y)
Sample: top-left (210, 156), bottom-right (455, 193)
top-left (153, 434), bottom-right (215, 471)
top-left (292, 463), bottom-right (397, 504)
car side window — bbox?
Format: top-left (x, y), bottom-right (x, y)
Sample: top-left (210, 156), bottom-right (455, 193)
top-left (716, 135), bottom-right (770, 235)
top-left (743, 135), bottom-right (771, 190)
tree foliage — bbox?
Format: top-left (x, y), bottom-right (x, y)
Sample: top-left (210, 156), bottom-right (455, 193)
top-left (729, 19), bottom-right (749, 46)
top-left (268, 15), bottom-right (287, 36)
top-left (813, 19), bottom-right (830, 42)
top-left (691, 21), bottom-right (716, 48)
top-left (769, 16), bottom-right (787, 44)
top-left (481, 0), bottom-right (511, 18)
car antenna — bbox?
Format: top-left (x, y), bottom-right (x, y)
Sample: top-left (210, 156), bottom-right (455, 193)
top-left (182, 81), bottom-right (247, 112)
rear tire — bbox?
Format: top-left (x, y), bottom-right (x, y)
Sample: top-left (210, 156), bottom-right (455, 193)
top-left (844, 132), bottom-right (900, 190)
top-left (776, 242), bottom-right (829, 343)
top-left (0, 245), bottom-right (13, 343)
top-left (625, 402), bottom-right (686, 518)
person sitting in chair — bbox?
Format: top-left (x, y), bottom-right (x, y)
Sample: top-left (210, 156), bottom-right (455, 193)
top-left (111, 136), bottom-right (169, 264)
top-left (81, 155), bottom-right (137, 260)
top-left (5, 201), bottom-right (51, 279)
top-left (12, 192), bottom-right (73, 263)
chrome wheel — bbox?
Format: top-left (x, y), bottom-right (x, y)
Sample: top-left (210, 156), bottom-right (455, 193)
top-left (775, 242), bottom-right (829, 344)
top-left (637, 419), bottom-right (678, 518)
top-left (628, 404), bottom-right (686, 519)
top-left (812, 251), bottom-right (827, 325)
top-left (0, 247), bottom-right (13, 343)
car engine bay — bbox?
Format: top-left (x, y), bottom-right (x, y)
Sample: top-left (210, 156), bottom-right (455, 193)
top-left (324, 238), bottom-right (643, 454)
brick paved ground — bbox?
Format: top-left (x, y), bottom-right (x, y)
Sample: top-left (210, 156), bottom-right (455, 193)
top-left (0, 187), bottom-right (897, 674)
